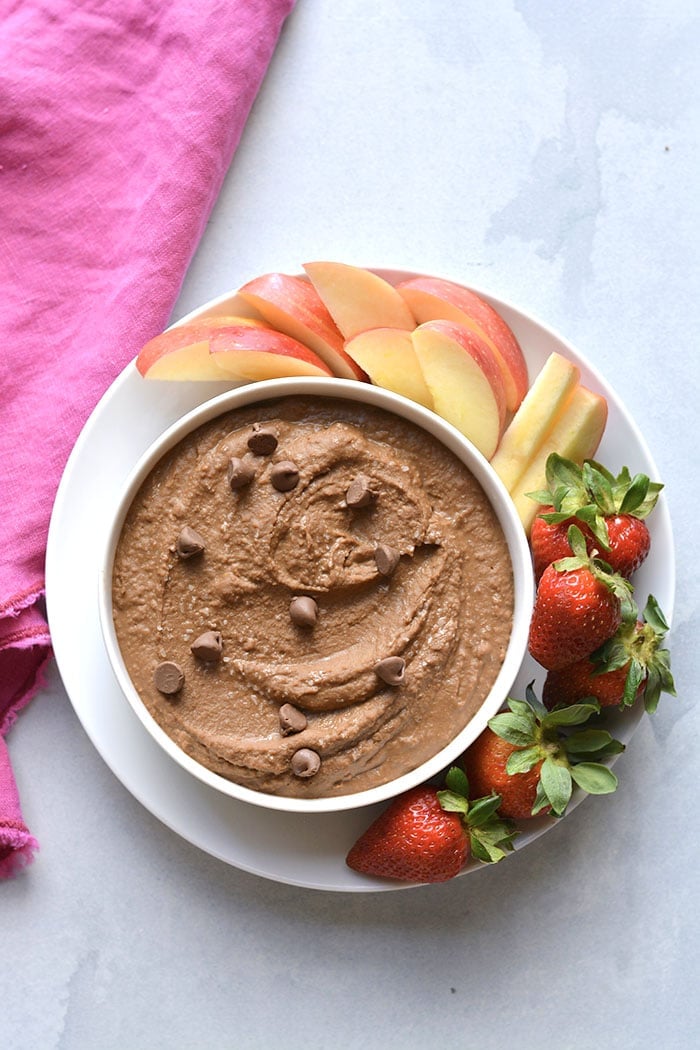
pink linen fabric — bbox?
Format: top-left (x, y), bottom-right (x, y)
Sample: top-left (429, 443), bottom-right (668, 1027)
top-left (0, 0), bottom-right (296, 875)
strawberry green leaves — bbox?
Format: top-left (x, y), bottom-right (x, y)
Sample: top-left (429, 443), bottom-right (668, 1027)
top-left (590, 594), bottom-right (676, 713)
top-left (437, 766), bottom-right (517, 864)
top-left (568, 762), bottom-right (619, 795)
top-left (535, 760), bottom-right (572, 817)
top-left (528, 453), bottom-right (663, 553)
top-left (487, 686), bottom-right (624, 818)
top-left (586, 460), bottom-right (662, 521)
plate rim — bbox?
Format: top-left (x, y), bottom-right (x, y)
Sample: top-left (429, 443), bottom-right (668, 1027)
top-left (45, 268), bottom-right (676, 892)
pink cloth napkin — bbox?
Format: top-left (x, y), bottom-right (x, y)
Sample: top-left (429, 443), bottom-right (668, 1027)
top-left (0, 0), bottom-right (296, 876)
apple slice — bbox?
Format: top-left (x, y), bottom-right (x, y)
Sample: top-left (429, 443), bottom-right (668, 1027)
top-left (411, 320), bottom-right (507, 459)
top-left (397, 277), bottom-right (528, 412)
top-left (209, 326), bottom-right (334, 380)
top-left (303, 261), bottom-right (416, 340)
top-left (511, 384), bottom-right (608, 532)
top-left (490, 352), bottom-right (581, 491)
top-left (136, 317), bottom-right (269, 380)
top-left (344, 328), bottom-right (433, 408)
top-left (237, 273), bottom-right (368, 381)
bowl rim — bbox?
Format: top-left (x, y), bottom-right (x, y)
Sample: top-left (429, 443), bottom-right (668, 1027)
top-left (98, 375), bottom-right (534, 813)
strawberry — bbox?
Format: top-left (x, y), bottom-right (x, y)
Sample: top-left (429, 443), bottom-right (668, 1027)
top-left (544, 653), bottom-right (640, 711)
top-left (528, 453), bottom-right (662, 580)
top-left (600, 514), bottom-right (651, 579)
top-left (528, 524), bottom-right (633, 671)
top-left (530, 510), bottom-right (595, 582)
top-left (463, 686), bottom-right (624, 818)
top-left (543, 595), bottom-right (675, 714)
top-left (463, 727), bottom-right (544, 819)
top-left (345, 767), bottom-right (516, 883)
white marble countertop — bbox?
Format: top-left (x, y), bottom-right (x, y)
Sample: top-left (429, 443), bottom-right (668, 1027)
top-left (4, 2), bottom-right (698, 1047)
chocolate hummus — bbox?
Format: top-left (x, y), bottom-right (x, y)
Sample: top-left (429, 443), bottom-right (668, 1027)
top-left (111, 396), bottom-right (514, 798)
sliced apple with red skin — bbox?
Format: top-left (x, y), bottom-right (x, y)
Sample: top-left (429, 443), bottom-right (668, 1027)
top-left (136, 316), bottom-right (269, 380)
top-left (410, 320), bottom-right (507, 459)
top-left (237, 273), bottom-right (368, 381)
top-left (209, 326), bottom-right (334, 380)
top-left (344, 328), bottom-right (433, 408)
top-left (303, 261), bottom-right (416, 340)
top-left (396, 277), bottom-right (528, 412)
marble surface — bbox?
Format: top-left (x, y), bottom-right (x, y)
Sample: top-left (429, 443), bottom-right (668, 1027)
top-left (3, 2), bottom-right (699, 1047)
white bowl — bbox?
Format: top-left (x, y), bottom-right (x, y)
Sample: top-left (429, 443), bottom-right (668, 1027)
top-left (98, 376), bottom-right (534, 813)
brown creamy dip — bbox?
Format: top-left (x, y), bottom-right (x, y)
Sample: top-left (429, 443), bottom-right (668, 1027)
top-left (112, 396), bottom-right (514, 798)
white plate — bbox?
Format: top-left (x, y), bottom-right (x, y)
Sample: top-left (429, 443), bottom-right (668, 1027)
top-left (45, 270), bottom-right (675, 892)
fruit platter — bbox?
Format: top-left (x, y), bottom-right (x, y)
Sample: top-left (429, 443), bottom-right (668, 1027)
top-left (45, 262), bottom-right (675, 891)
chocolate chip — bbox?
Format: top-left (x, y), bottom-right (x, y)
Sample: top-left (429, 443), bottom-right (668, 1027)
top-left (279, 703), bottom-right (308, 736)
top-left (345, 474), bottom-right (377, 508)
top-left (374, 543), bottom-right (400, 577)
top-left (190, 630), bottom-right (223, 663)
top-left (176, 526), bottom-right (205, 560)
top-left (374, 656), bottom-right (405, 686)
top-left (291, 748), bottom-right (321, 778)
top-left (227, 456), bottom-right (256, 491)
top-left (154, 661), bottom-right (184, 695)
top-left (289, 595), bottom-right (318, 628)
top-left (247, 426), bottom-right (278, 456)
top-left (270, 460), bottom-right (300, 492)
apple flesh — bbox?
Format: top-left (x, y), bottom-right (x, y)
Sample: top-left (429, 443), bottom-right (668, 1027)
top-left (410, 320), bottom-right (507, 459)
top-left (491, 352), bottom-right (581, 491)
top-left (344, 328), bottom-right (433, 408)
top-left (303, 261), bottom-right (416, 340)
top-left (136, 316), bottom-right (269, 380)
top-left (511, 384), bottom-right (608, 532)
top-left (209, 326), bottom-right (334, 380)
top-left (396, 277), bottom-right (528, 412)
top-left (237, 272), bottom-right (368, 381)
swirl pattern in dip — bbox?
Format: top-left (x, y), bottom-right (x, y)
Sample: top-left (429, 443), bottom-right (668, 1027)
top-left (111, 396), bottom-right (514, 798)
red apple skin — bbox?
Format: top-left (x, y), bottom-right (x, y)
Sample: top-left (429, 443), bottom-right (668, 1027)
top-left (416, 319), bottom-right (507, 428)
top-left (237, 273), bottom-right (368, 382)
top-left (209, 326), bottom-right (334, 379)
top-left (396, 277), bottom-right (528, 411)
top-left (136, 317), bottom-right (268, 378)
top-left (411, 319), bottom-right (508, 458)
